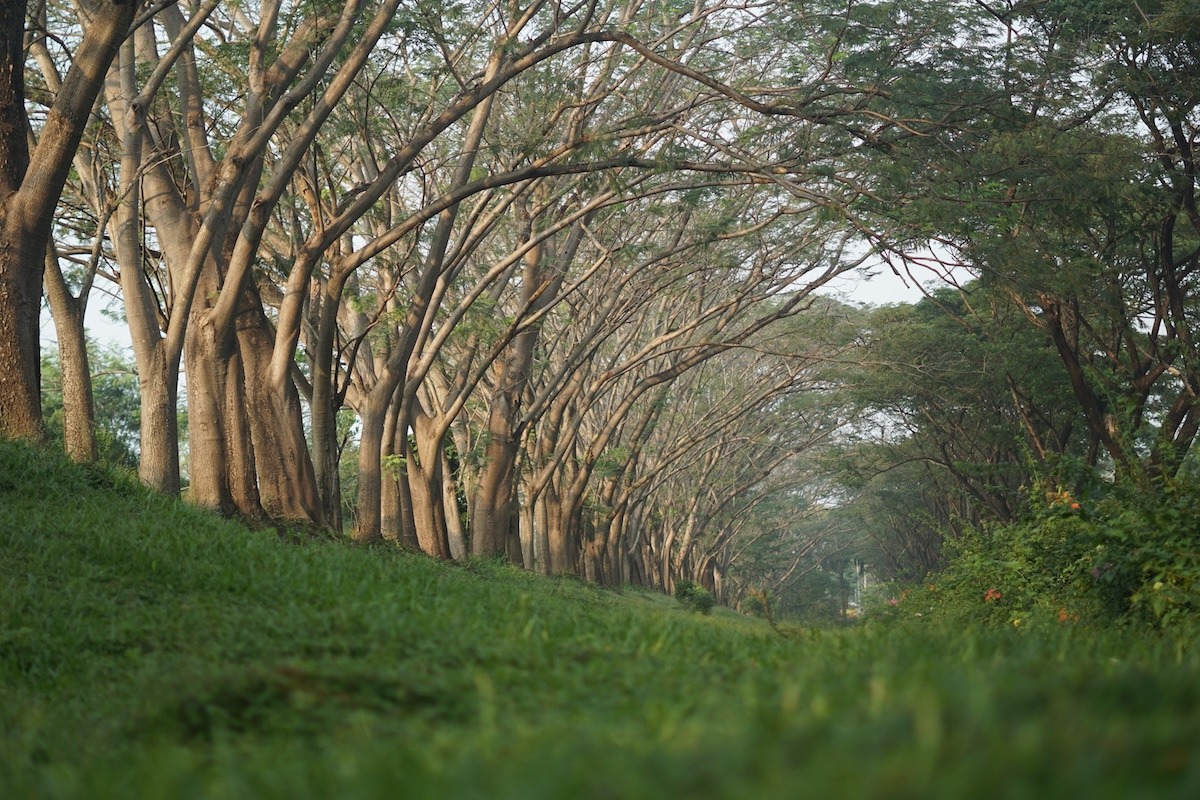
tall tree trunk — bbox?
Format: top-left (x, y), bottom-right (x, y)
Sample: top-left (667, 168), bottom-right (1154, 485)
top-left (443, 450), bottom-right (467, 560)
top-left (471, 387), bottom-right (522, 557)
top-left (410, 407), bottom-right (450, 558)
top-left (236, 298), bottom-right (322, 524)
top-left (0, 208), bottom-right (43, 440)
top-left (109, 33), bottom-right (182, 495)
top-left (309, 279), bottom-right (345, 526)
top-left (43, 248), bottom-right (97, 460)
top-left (136, 347), bottom-right (180, 494)
top-left (380, 396), bottom-right (403, 542)
top-left (184, 311), bottom-right (238, 516)
top-left (354, 384), bottom-right (392, 542)
top-left (468, 214), bottom-right (578, 557)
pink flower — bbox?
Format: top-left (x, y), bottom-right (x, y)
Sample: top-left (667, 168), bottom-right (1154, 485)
top-left (984, 587), bottom-right (1002, 603)
top-left (887, 598), bottom-right (899, 606)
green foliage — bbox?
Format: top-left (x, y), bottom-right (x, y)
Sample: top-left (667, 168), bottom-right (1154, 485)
top-left (900, 472), bottom-right (1200, 631)
top-left (1096, 480), bottom-right (1200, 628)
top-left (674, 579), bottom-right (716, 615)
top-left (830, 283), bottom-right (1084, 582)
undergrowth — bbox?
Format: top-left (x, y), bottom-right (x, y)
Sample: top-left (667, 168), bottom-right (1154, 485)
top-left (2, 439), bottom-right (1199, 798)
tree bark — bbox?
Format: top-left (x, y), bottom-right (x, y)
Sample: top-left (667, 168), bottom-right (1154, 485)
top-left (43, 247), bottom-right (97, 461)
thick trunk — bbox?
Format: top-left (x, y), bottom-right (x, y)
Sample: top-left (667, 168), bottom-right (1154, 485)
top-left (183, 314), bottom-right (236, 515)
top-left (471, 390), bottom-right (521, 557)
top-left (409, 411), bottom-right (450, 558)
top-left (309, 279), bottom-right (346, 526)
top-left (136, 351), bottom-right (180, 495)
top-left (470, 320), bottom-right (544, 558)
top-left (0, 3), bottom-right (38, 439)
top-left (184, 288), bottom-right (264, 521)
top-left (603, 507), bottom-right (626, 587)
top-left (0, 215), bottom-right (43, 439)
top-left (544, 487), bottom-right (578, 576)
top-left (236, 304), bottom-right (322, 524)
top-left (581, 531), bottom-right (602, 583)
top-left (354, 389), bottom-right (390, 543)
top-left (220, 346), bottom-right (262, 518)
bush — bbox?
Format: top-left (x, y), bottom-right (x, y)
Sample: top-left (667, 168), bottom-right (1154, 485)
top-left (1096, 479), bottom-right (1200, 628)
top-left (902, 476), bottom-right (1200, 630)
top-left (674, 580), bottom-right (716, 615)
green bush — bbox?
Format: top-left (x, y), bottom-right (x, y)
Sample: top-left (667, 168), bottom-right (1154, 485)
top-left (674, 580), bottom-right (716, 615)
top-left (899, 477), bottom-right (1200, 630)
top-left (1094, 479), bottom-right (1200, 628)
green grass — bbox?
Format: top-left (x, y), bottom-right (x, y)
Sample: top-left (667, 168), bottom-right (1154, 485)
top-left (2, 439), bottom-right (1200, 798)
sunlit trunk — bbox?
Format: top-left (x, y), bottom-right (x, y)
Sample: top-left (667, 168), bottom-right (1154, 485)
top-left (354, 390), bottom-right (388, 543)
top-left (470, 391), bottom-right (520, 557)
top-left (184, 316), bottom-right (235, 515)
top-left (237, 310), bottom-right (322, 524)
top-left (44, 259), bottom-right (97, 461)
top-left (443, 451), bottom-right (467, 560)
top-left (409, 411), bottom-right (450, 558)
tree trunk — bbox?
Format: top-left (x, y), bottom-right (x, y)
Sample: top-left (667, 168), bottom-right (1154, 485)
top-left (443, 450), bottom-right (467, 560)
top-left (236, 300), bottom-right (322, 524)
top-left (354, 384), bottom-right (393, 543)
top-left (43, 249), bottom-right (97, 461)
top-left (136, 349), bottom-right (180, 495)
top-left (183, 313), bottom-right (237, 516)
top-left (409, 409), bottom-right (451, 558)
top-left (471, 388), bottom-right (521, 557)
top-left (0, 210), bottom-right (44, 440)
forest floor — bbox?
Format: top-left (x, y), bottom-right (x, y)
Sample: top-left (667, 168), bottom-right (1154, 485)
top-left (2, 438), bottom-right (1199, 799)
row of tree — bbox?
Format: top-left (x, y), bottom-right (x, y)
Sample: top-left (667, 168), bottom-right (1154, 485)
top-left (2, 1), bottom-right (1197, 609)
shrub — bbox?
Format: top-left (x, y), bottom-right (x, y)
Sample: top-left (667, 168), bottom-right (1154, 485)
top-left (674, 580), bottom-right (716, 615)
top-left (908, 476), bottom-right (1200, 630)
top-left (1095, 479), bottom-right (1200, 628)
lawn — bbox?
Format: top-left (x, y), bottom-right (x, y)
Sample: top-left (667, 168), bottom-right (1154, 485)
top-left (2, 439), bottom-right (1198, 798)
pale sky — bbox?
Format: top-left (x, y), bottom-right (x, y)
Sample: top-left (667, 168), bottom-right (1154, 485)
top-left (47, 260), bottom-right (936, 356)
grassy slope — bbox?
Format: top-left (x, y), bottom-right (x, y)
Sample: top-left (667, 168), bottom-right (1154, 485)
top-left (2, 439), bottom-right (1199, 799)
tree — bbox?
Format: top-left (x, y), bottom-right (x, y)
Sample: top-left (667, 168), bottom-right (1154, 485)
top-left (860, 0), bottom-right (1200, 487)
top-left (0, 0), bottom-right (134, 441)
top-left (826, 284), bottom-right (1085, 578)
top-left (42, 340), bottom-right (139, 468)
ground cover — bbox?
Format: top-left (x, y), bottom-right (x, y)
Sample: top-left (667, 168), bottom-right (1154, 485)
top-left (2, 439), bottom-right (1199, 798)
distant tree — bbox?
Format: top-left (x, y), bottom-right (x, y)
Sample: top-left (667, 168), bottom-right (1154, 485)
top-left (42, 341), bottom-right (139, 468)
top-left (827, 284), bottom-right (1085, 579)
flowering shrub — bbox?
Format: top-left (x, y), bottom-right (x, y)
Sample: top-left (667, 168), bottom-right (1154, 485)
top-left (890, 474), bottom-right (1200, 630)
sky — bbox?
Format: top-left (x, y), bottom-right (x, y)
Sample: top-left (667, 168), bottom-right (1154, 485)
top-left (818, 262), bottom-right (933, 307)
top-left (46, 261), bottom-right (936, 357)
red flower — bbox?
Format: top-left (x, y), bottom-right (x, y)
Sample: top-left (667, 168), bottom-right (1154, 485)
top-left (984, 587), bottom-right (1002, 603)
